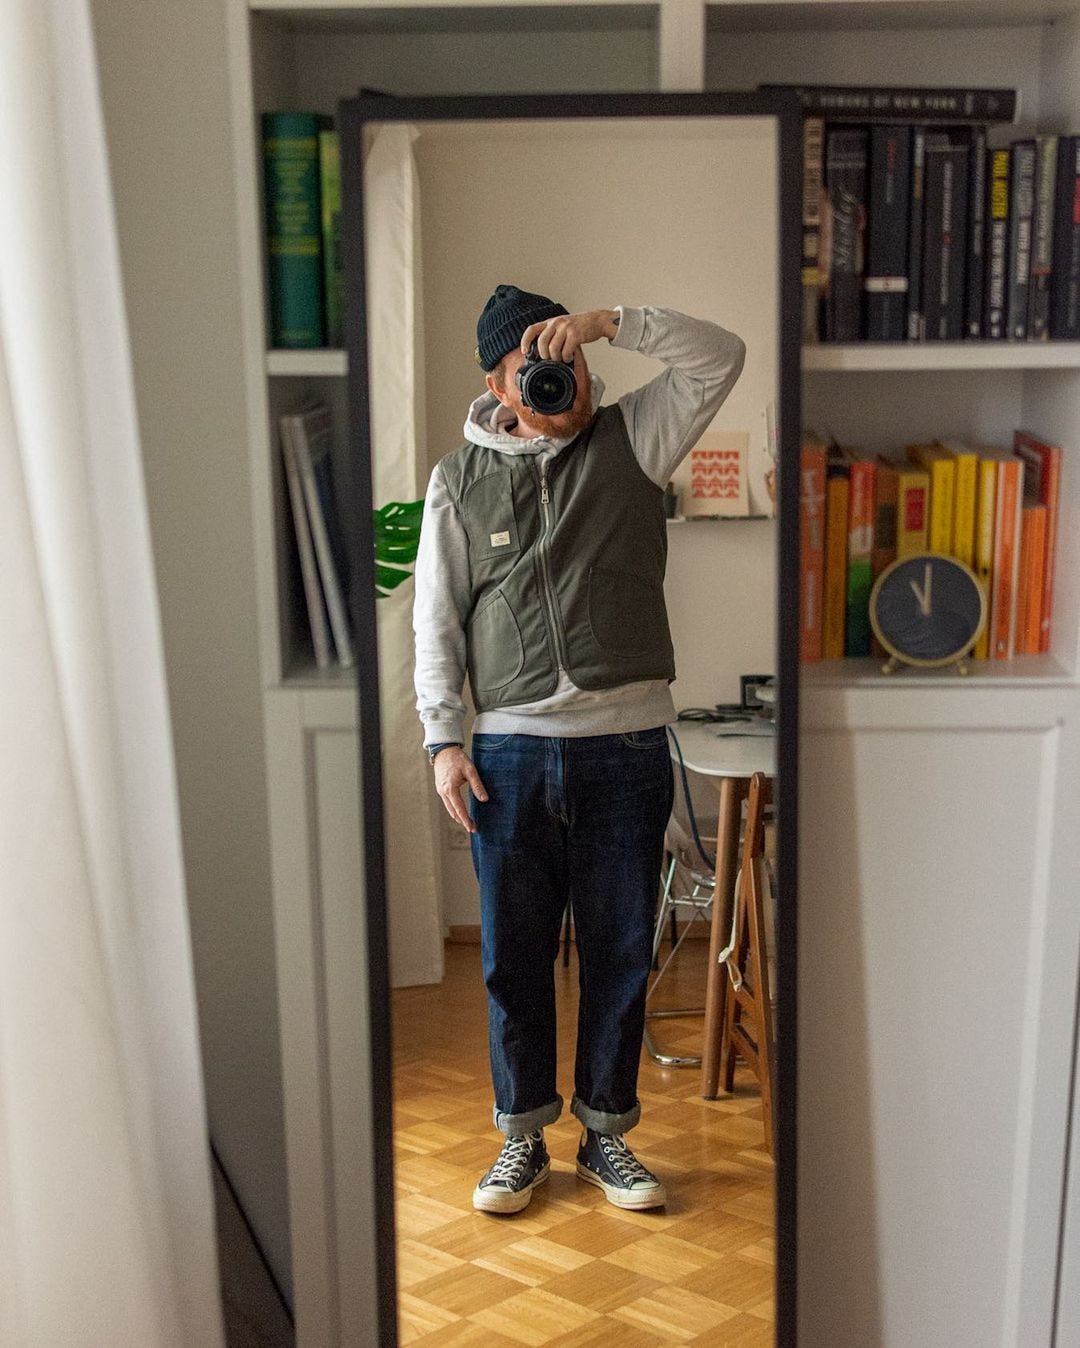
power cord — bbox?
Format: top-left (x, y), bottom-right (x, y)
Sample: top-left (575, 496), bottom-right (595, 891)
top-left (677, 704), bottom-right (758, 724)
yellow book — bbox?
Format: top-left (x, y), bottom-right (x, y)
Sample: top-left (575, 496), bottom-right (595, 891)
top-left (972, 455), bottom-right (997, 659)
top-left (905, 442), bottom-right (955, 555)
top-left (823, 468), bottom-right (849, 659)
top-left (879, 454), bottom-right (930, 558)
top-left (935, 439), bottom-right (979, 568)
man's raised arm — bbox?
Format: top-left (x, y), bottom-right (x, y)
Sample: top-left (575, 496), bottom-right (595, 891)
top-left (610, 305), bottom-right (747, 487)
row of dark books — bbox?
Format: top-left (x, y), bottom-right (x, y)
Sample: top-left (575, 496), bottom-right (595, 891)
top-left (263, 112), bottom-right (343, 349)
top-left (766, 83), bottom-right (1080, 344)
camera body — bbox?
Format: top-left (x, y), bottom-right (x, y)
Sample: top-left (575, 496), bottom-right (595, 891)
top-left (515, 339), bottom-right (577, 415)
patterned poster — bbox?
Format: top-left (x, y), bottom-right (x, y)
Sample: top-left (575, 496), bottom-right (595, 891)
top-left (683, 429), bottom-right (750, 517)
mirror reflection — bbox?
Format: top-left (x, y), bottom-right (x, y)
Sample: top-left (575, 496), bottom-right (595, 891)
top-left (363, 114), bottom-right (781, 1342)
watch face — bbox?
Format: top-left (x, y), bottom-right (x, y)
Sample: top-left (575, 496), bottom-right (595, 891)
top-left (869, 554), bottom-right (986, 666)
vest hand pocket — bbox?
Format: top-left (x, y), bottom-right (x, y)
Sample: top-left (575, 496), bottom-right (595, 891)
top-left (587, 565), bottom-right (668, 657)
top-left (468, 591), bottom-right (526, 691)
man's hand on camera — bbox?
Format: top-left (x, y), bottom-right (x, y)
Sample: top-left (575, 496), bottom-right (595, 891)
top-left (520, 309), bottom-right (619, 363)
top-left (433, 746), bottom-right (488, 833)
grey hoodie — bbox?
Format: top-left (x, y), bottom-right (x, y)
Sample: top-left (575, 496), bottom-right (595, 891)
top-left (413, 304), bottom-right (746, 748)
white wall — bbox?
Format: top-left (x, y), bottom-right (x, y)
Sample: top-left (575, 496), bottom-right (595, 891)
top-left (89, 0), bottom-right (291, 1300)
top-left (410, 116), bottom-right (780, 924)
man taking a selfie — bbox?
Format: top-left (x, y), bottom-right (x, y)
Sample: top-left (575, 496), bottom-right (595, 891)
top-left (413, 284), bottom-right (746, 1214)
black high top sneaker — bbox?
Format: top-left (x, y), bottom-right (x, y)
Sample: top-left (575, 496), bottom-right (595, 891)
top-left (576, 1128), bottom-right (666, 1209)
top-left (472, 1128), bottom-right (550, 1214)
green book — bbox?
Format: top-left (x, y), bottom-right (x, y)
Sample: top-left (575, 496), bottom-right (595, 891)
top-left (318, 129), bottom-right (343, 347)
top-left (262, 112), bottom-right (325, 348)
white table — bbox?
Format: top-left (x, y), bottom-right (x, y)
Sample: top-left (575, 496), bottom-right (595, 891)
top-left (666, 720), bottom-right (776, 1097)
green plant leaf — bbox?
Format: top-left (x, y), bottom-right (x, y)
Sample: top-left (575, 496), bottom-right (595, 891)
top-left (373, 499), bottom-right (423, 598)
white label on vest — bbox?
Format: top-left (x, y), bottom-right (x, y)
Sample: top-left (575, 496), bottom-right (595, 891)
top-left (490, 531), bottom-right (511, 547)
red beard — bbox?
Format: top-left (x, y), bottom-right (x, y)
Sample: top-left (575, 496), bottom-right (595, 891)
top-left (515, 371), bottom-right (594, 439)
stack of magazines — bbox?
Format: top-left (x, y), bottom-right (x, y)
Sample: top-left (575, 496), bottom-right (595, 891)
top-left (279, 401), bottom-right (354, 670)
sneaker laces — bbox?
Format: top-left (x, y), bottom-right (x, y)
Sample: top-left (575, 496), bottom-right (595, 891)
top-left (487, 1130), bottom-right (540, 1185)
top-left (599, 1133), bottom-right (655, 1185)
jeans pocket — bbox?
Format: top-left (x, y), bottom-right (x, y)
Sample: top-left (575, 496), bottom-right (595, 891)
top-left (471, 732), bottom-right (517, 751)
top-left (618, 726), bottom-right (669, 749)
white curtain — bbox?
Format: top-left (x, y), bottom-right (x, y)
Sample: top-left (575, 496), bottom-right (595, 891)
top-left (0, 3), bottom-right (223, 1344)
top-left (364, 125), bottom-right (445, 988)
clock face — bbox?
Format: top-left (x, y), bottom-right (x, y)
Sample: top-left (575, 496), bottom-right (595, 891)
top-left (869, 554), bottom-right (987, 666)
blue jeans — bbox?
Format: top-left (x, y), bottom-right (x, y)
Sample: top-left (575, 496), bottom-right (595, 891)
top-left (469, 728), bottom-right (674, 1137)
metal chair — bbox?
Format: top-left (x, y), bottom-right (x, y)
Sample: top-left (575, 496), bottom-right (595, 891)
top-left (643, 752), bottom-right (720, 1066)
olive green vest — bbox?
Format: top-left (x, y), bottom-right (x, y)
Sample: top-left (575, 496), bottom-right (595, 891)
top-left (439, 402), bottom-right (675, 711)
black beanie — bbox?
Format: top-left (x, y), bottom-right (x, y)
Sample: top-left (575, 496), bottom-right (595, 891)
top-left (475, 283), bottom-right (568, 371)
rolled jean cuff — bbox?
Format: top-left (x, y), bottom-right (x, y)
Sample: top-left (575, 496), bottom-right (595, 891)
top-left (571, 1094), bottom-right (641, 1134)
top-left (493, 1094), bottom-right (563, 1135)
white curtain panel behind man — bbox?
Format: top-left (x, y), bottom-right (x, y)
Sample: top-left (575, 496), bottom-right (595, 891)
top-left (364, 124), bottom-right (444, 987)
top-left (0, 3), bottom-right (223, 1344)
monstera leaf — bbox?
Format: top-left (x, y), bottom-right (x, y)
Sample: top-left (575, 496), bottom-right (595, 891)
top-left (373, 499), bottom-right (423, 598)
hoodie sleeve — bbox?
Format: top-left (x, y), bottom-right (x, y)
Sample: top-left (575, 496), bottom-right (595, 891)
top-left (412, 459), bottom-right (472, 747)
top-left (610, 305), bottom-right (747, 488)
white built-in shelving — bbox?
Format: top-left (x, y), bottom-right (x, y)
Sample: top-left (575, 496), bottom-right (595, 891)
top-left (227, 3), bottom-right (1080, 1345)
top-left (272, 341), bottom-right (1080, 377)
top-left (245, 0), bottom-right (1080, 694)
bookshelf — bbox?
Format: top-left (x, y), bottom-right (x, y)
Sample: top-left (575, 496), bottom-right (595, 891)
top-left (225, 2), bottom-right (1080, 1345)
top-left (277, 340), bottom-right (1080, 374)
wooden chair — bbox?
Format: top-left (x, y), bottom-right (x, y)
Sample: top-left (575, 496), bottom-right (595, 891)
top-left (717, 772), bottom-right (777, 1153)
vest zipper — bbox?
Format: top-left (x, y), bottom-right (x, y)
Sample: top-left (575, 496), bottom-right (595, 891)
top-left (533, 462), bottom-right (568, 670)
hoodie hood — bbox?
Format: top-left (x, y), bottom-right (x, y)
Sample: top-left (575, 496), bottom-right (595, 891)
top-left (463, 373), bottom-right (606, 454)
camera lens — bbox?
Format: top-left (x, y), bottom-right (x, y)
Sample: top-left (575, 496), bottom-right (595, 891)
top-left (520, 360), bottom-right (576, 415)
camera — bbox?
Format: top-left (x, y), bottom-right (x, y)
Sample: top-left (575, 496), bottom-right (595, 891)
top-left (516, 339), bottom-right (577, 415)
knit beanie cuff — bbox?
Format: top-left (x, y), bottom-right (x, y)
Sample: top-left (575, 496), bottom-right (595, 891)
top-left (475, 283), bottom-right (569, 371)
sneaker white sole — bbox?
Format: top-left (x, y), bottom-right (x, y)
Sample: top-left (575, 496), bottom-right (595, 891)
top-left (472, 1161), bottom-right (550, 1214)
top-left (575, 1161), bottom-right (666, 1209)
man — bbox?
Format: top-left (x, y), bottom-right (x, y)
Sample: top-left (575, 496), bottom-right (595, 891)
top-left (413, 284), bottom-right (746, 1215)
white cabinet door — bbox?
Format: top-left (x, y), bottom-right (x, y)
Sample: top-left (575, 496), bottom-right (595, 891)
top-left (798, 684), bottom-right (1080, 1347)
top-left (265, 691), bottom-right (382, 1347)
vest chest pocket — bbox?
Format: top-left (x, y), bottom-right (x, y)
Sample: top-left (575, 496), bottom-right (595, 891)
top-left (463, 468), bottom-right (521, 563)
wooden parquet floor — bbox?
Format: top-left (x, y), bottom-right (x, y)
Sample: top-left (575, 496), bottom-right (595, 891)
top-left (390, 937), bottom-right (774, 1346)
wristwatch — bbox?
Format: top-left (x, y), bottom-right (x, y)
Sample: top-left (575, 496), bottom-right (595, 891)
top-left (427, 740), bottom-right (462, 765)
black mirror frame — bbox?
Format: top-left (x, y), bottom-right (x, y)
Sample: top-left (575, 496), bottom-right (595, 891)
top-left (339, 88), bottom-right (803, 1348)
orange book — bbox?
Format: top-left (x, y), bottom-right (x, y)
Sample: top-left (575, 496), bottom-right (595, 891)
top-left (972, 455), bottom-right (997, 659)
top-left (1018, 505), bottom-right (1047, 654)
top-left (831, 446), bottom-right (875, 656)
top-left (799, 432), bottom-right (829, 662)
top-left (1015, 509), bottom-right (1033, 655)
top-left (1013, 430), bottom-right (1063, 653)
top-left (977, 446), bottom-right (1024, 658)
top-left (823, 466), bottom-right (849, 660)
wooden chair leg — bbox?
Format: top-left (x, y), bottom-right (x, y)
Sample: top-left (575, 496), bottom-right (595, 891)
top-left (716, 773), bottom-right (776, 1153)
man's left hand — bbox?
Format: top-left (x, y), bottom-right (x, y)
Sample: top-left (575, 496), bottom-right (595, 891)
top-left (520, 309), bottom-right (619, 363)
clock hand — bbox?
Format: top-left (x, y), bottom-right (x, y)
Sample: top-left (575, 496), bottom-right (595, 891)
top-left (910, 562), bottom-right (932, 616)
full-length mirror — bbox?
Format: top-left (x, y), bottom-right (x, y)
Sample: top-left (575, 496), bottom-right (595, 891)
top-left (342, 95), bottom-right (799, 1346)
